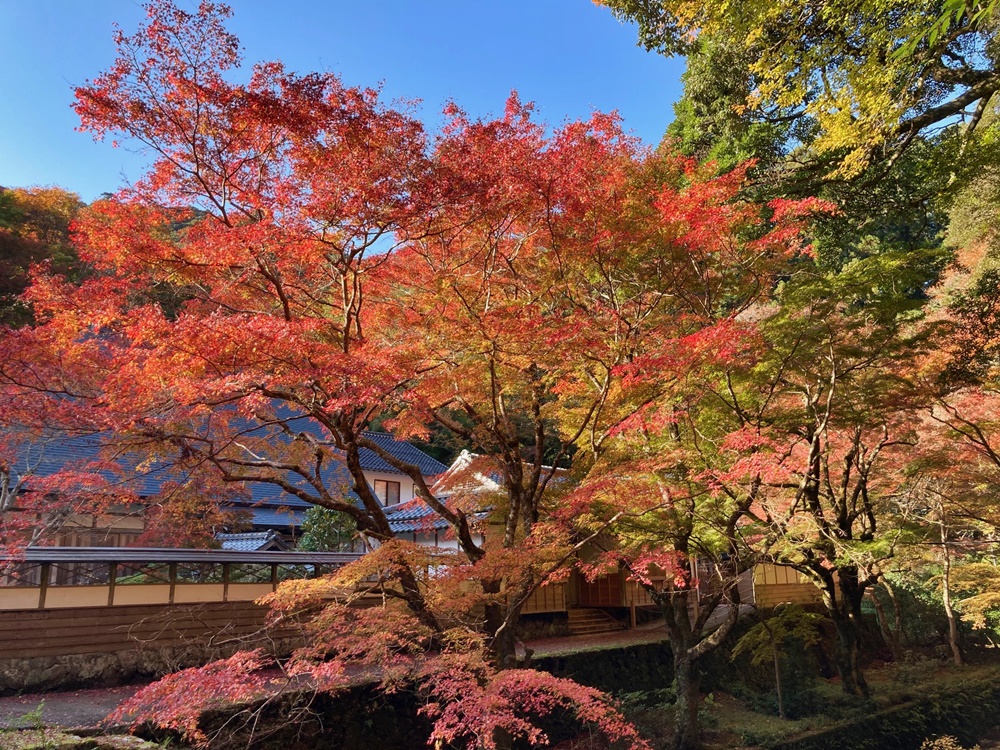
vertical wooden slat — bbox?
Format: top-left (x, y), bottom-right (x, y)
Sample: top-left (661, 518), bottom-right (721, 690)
top-left (107, 562), bottom-right (117, 606)
top-left (168, 563), bottom-right (177, 605)
top-left (222, 563), bottom-right (230, 603)
top-left (38, 563), bottom-right (50, 609)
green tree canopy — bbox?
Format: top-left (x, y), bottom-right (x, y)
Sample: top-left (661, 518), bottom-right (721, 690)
top-left (602, 0), bottom-right (1000, 178)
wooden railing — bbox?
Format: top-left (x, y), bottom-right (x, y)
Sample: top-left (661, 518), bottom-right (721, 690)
top-left (0, 547), bottom-right (362, 611)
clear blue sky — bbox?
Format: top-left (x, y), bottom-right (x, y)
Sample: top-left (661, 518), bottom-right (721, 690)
top-left (0, 1), bottom-right (684, 203)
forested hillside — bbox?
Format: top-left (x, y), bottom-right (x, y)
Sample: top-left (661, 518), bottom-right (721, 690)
top-left (0, 186), bottom-right (83, 327)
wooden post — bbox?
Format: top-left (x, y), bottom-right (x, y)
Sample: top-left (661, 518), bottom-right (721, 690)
top-left (271, 563), bottom-right (278, 592)
top-left (168, 563), bottom-right (177, 604)
top-left (38, 563), bottom-right (50, 609)
top-left (222, 563), bottom-right (230, 602)
top-left (108, 562), bottom-right (117, 606)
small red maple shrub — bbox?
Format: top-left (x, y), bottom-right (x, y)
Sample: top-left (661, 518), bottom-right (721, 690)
top-left (109, 650), bottom-right (269, 744)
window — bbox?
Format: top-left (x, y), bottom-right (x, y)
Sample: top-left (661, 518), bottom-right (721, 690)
top-left (373, 479), bottom-right (401, 506)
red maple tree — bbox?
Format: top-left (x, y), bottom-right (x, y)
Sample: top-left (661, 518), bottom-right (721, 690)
top-left (0, 2), bottom-right (831, 747)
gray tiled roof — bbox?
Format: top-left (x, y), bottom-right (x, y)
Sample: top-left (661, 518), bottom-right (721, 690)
top-left (217, 530), bottom-right (287, 551)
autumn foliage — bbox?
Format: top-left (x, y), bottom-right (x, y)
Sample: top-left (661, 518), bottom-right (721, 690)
top-left (0, 2), bottom-right (846, 749)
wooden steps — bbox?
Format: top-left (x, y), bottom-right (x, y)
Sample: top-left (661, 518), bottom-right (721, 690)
top-left (567, 607), bottom-right (626, 636)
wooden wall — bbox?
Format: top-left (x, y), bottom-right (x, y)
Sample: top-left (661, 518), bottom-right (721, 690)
top-left (0, 600), bottom-right (293, 660)
top-left (625, 581), bottom-right (656, 607)
top-left (522, 582), bottom-right (567, 614)
top-left (577, 572), bottom-right (623, 607)
top-left (752, 564), bottom-right (823, 607)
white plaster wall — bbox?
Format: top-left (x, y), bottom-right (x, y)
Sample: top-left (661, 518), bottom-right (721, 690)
top-left (361, 469), bottom-right (416, 505)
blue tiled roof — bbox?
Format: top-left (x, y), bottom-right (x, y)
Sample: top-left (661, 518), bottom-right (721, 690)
top-left (17, 426), bottom-right (482, 540)
top-left (358, 432), bottom-right (448, 477)
top-left (384, 500), bottom-right (489, 533)
top-left (13, 409), bottom-right (447, 521)
top-left (248, 508), bottom-right (307, 528)
top-left (18, 433), bottom-right (178, 498)
top-left (385, 502), bottom-right (440, 523)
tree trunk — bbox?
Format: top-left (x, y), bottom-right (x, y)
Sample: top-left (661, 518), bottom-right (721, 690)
top-left (483, 591), bottom-right (519, 669)
top-left (830, 610), bottom-right (868, 698)
top-left (772, 639), bottom-right (785, 720)
top-left (883, 579), bottom-right (904, 646)
top-left (847, 617), bottom-right (868, 698)
top-left (672, 647), bottom-right (702, 750)
top-left (940, 530), bottom-right (963, 667)
top-left (483, 592), bottom-right (518, 750)
top-left (868, 586), bottom-right (898, 660)
top-left (757, 611), bottom-right (785, 719)
top-left (828, 568), bottom-right (870, 698)
top-left (489, 621), bottom-right (518, 669)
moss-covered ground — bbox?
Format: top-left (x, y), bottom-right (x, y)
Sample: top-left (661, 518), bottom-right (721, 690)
top-left (616, 661), bottom-right (1000, 750)
top-left (0, 729), bottom-right (163, 750)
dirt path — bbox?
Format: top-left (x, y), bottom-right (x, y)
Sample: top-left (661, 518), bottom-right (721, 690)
top-left (0, 685), bottom-right (140, 731)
